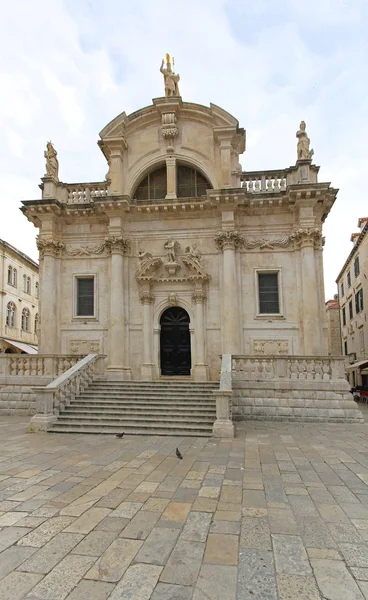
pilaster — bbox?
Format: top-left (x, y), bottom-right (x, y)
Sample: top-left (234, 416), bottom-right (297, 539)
top-left (106, 229), bottom-right (131, 380)
top-left (140, 290), bottom-right (155, 381)
top-left (192, 290), bottom-right (208, 381)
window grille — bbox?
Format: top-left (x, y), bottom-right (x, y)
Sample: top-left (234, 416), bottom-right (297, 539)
top-left (258, 273), bottom-right (280, 314)
top-left (76, 278), bottom-right (94, 316)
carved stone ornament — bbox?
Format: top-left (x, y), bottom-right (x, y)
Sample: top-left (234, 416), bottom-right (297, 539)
top-left (168, 293), bottom-right (177, 305)
top-left (290, 228), bottom-right (322, 248)
top-left (104, 236), bottom-right (130, 254)
top-left (215, 230), bottom-right (244, 251)
top-left (37, 238), bottom-right (65, 258)
top-left (66, 243), bottom-right (106, 256)
top-left (254, 340), bottom-right (289, 355)
top-left (70, 340), bottom-right (100, 354)
top-left (136, 241), bottom-right (210, 284)
top-left (192, 291), bottom-right (206, 303)
top-left (243, 237), bottom-right (291, 250)
top-left (140, 291), bottom-right (155, 304)
top-left (161, 113), bottom-right (178, 140)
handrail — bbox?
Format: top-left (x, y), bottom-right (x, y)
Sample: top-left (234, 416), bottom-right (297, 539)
top-left (29, 354), bottom-right (106, 431)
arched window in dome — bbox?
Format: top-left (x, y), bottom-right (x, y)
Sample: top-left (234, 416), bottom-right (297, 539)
top-left (177, 165), bottom-right (210, 198)
top-left (134, 163), bottom-right (211, 201)
top-left (135, 166), bottom-right (167, 201)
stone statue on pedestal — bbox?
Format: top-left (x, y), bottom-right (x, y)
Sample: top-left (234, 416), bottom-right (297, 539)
top-left (164, 237), bottom-right (179, 263)
top-left (160, 54), bottom-right (180, 97)
top-left (296, 121), bottom-right (314, 160)
top-left (44, 141), bottom-right (59, 180)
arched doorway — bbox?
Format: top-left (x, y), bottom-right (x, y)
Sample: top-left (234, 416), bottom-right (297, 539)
top-left (160, 307), bottom-right (191, 376)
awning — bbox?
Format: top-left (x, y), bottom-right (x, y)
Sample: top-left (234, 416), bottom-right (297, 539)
top-left (346, 359), bottom-right (368, 371)
top-left (1, 338), bottom-right (38, 354)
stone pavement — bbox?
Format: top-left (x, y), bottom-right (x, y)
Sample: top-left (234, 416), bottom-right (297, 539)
top-left (1, 408), bottom-right (368, 599)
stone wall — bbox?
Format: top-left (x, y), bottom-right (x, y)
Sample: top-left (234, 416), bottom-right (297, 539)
top-left (0, 385), bottom-right (37, 416)
top-left (231, 355), bottom-right (363, 423)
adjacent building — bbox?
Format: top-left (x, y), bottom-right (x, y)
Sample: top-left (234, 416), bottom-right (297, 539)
top-left (336, 218), bottom-right (368, 387)
top-left (0, 239), bottom-right (39, 354)
top-left (325, 295), bottom-right (342, 356)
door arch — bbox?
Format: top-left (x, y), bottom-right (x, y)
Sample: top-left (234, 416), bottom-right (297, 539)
top-left (160, 307), bottom-right (191, 376)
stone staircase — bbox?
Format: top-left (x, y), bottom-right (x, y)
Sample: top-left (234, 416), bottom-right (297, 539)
top-left (49, 378), bottom-right (218, 436)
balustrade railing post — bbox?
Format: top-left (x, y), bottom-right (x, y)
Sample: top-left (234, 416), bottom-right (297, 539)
top-left (213, 354), bottom-right (234, 438)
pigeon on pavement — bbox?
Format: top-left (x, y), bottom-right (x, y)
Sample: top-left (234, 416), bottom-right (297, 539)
top-left (116, 432), bottom-right (125, 438)
top-left (176, 447), bottom-right (183, 459)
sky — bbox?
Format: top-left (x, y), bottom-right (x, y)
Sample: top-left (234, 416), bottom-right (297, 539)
top-left (1, 0), bottom-right (367, 299)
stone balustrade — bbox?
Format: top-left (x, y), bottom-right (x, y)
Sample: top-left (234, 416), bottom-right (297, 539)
top-left (231, 354), bottom-right (363, 423)
top-left (232, 355), bottom-right (344, 381)
top-left (29, 354), bottom-right (105, 432)
top-left (241, 170), bottom-right (287, 193)
top-left (65, 182), bottom-right (109, 204)
top-left (0, 354), bottom-right (84, 378)
top-left (212, 354), bottom-right (234, 438)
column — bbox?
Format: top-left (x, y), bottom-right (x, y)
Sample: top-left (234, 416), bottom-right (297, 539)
top-left (193, 290), bottom-right (208, 381)
top-left (106, 236), bottom-right (131, 379)
top-left (165, 156), bottom-right (177, 199)
top-left (215, 231), bottom-right (243, 355)
top-left (297, 230), bottom-right (322, 355)
top-left (140, 290), bottom-right (155, 380)
top-left (37, 239), bottom-right (63, 354)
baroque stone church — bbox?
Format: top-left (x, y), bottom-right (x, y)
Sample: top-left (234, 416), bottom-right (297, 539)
top-left (18, 56), bottom-right (363, 434)
top-left (21, 57), bottom-right (339, 384)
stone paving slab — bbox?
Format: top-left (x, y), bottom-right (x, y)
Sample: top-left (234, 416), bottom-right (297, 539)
top-left (1, 412), bottom-right (368, 598)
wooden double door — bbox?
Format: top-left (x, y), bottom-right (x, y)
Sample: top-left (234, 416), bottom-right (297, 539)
top-left (160, 307), bottom-right (191, 376)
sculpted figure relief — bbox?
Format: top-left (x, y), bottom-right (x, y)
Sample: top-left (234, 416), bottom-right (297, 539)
top-left (184, 243), bottom-right (201, 264)
top-left (296, 121), bottom-right (314, 160)
top-left (44, 141), bottom-right (59, 180)
top-left (164, 237), bottom-right (179, 262)
top-left (160, 54), bottom-right (180, 97)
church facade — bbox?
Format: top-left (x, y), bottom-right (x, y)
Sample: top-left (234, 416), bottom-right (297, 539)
top-left (22, 60), bottom-right (337, 384)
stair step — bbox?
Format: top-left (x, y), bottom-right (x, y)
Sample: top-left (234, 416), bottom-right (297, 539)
top-left (57, 415), bottom-right (214, 424)
top-left (52, 378), bottom-right (217, 436)
top-left (50, 419), bottom-right (213, 430)
top-left (50, 426), bottom-right (210, 437)
top-left (75, 399), bottom-right (215, 406)
top-left (64, 408), bottom-right (216, 416)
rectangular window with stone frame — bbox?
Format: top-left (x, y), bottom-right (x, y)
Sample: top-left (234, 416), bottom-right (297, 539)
top-left (355, 288), bottom-right (364, 314)
top-left (76, 277), bottom-right (95, 317)
top-left (258, 272), bottom-right (280, 314)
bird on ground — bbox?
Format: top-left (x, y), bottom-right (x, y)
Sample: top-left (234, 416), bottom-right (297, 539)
top-left (176, 447), bottom-right (183, 459)
top-left (116, 432), bottom-right (125, 438)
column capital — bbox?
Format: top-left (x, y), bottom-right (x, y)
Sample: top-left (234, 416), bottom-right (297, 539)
top-left (290, 228), bottom-right (322, 248)
top-left (192, 291), bottom-right (206, 304)
top-left (215, 230), bottom-right (244, 251)
top-left (37, 238), bottom-right (64, 258)
top-left (105, 235), bottom-right (130, 255)
top-left (140, 291), bottom-right (155, 304)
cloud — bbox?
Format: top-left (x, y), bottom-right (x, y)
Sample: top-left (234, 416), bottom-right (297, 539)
top-left (0, 0), bottom-right (366, 299)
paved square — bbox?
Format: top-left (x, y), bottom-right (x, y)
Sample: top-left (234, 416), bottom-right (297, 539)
top-left (1, 408), bottom-right (368, 599)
